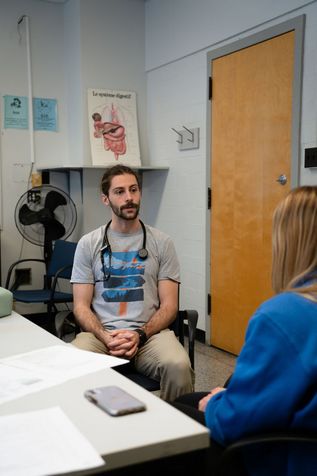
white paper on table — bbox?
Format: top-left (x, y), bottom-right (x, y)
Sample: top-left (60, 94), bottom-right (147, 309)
top-left (0, 345), bottom-right (127, 404)
top-left (0, 406), bottom-right (104, 476)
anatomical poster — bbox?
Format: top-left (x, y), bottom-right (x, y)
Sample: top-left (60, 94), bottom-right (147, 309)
top-left (88, 88), bottom-right (141, 167)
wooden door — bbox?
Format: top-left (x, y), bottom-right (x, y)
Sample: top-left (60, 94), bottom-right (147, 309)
top-left (210, 31), bottom-right (295, 354)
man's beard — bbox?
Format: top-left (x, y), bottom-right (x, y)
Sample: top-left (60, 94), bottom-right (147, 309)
top-left (108, 199), bottom-right (140, 221)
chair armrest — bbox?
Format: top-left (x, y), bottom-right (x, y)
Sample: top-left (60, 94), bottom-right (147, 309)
top-left (178, 309), bottom-right (198, 369)
top-left (50, 264), bottom-right (73, 297)
top-left (220, 430), bottom-right (317, 473)
top-left (224, 430), bottom-right (317, 452)
top-left (5, 259), bottom-right (46, 290)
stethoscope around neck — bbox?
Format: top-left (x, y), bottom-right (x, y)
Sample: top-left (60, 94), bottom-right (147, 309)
top-left (100, 219), bottom-right (148, 281)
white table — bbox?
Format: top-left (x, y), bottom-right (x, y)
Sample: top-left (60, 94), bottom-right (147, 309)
top-left (0, 312), bottom-right (209, 473)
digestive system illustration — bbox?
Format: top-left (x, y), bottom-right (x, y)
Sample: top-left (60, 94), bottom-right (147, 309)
top-left (92, 103), bottom-right (127, 161)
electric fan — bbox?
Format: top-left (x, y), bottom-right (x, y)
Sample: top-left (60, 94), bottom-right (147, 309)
top-left (14, 185), bottom-right (77, 267)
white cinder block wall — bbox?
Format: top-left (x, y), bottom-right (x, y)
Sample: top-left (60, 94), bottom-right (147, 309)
top-left (145, 0), bottom-right (317, 332)
top-left (144, 53), bottom-right (208, 330)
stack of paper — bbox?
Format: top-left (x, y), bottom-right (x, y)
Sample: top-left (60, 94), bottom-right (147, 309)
top-left (0, 344), bottom-right (127, 404)
top-left (0, 406), bottom-right (104, 476)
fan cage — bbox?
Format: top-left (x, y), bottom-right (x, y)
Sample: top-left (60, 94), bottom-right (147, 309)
top-left (15, 185), bottom-right (77, 246)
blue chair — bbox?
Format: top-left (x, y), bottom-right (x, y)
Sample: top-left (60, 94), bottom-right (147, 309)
top-left (5, 240), bottom-right (77, 335)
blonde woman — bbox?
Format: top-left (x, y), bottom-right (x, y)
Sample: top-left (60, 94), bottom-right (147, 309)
top-left (174, 186), bottom-right (317, 474)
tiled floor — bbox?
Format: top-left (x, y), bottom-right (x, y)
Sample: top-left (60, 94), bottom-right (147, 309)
top-left (194, 340), bottom-right (236, 392)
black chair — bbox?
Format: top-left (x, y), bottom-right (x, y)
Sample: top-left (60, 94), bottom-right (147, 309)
top-left (5, 239), bottom-right (77, 335)
top-left (115, 309), bottom-right (198, 391)
top-left (218, 430), bottom-right (317, 476)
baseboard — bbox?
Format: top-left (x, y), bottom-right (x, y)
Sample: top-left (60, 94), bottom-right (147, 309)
top-left (23, 313), bottom-right (51, 330)
top-left (24, 312), bottom-right (50, 321)
top-left (195, 328), bottom-right (205, 343)
top-left (184, 323), bottom-right (205, 343)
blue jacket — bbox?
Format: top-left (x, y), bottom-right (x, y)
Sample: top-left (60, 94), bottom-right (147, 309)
top-left (205, 292), bottom-right (317, 473)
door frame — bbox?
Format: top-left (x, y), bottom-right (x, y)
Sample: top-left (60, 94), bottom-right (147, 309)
top-left (205, 15), bottom-right (305, 342)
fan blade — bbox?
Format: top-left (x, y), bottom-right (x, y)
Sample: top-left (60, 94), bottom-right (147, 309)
top-left (44, 190), bottom-right (67, 212)
top-left (19, 204), bottom-right (41, 225)
top-left (44, 219), bottom-right (66, 241)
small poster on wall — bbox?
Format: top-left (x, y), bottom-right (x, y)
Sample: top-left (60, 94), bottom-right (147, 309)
top-left (87, 88), bottom-right (141, 167)
top-left (3, 95), bottom-right (28, 129)
top-left (33, 98), bottom-right (57, 131)
top-left (3, 95), bottom-right (58, 131)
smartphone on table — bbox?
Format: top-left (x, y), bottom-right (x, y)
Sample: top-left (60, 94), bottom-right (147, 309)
top-left (84, 385), bottom-right (146, 416)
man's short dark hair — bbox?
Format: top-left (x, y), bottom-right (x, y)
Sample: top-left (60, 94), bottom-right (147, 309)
top-left (100, 165), bottom-right (141, 196)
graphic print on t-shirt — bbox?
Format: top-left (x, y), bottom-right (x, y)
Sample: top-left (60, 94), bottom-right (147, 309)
top-left (101, 250), bottom-right (145, 304)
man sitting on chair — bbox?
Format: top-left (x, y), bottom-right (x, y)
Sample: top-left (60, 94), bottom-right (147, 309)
top-left (71, 164), bottom-right (194, 401)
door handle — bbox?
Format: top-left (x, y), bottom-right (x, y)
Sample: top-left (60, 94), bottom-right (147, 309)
top-left (276, 174), bottom-right (287, 185)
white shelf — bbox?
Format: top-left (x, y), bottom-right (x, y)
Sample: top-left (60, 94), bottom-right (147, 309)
top-left (37, 165), bottom-right (169, 172)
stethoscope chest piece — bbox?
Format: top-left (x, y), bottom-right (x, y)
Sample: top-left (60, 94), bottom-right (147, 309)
top-left (138, 248), bottom-right (148, 260)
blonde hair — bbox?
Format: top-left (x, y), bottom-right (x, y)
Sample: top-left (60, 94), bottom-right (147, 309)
top-left (272, 186), bottom-right (317, 298)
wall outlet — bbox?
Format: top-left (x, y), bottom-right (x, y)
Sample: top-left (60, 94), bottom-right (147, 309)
top-left (31, 173), bottom-right (42, 187)
top-left (15, 268), bottom-right (32, 285)
top-left (304, 147), bottom-right (317, 168)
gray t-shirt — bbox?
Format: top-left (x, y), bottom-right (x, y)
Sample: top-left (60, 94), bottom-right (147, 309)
top-left (71, 224), bottom-right (180, 330)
